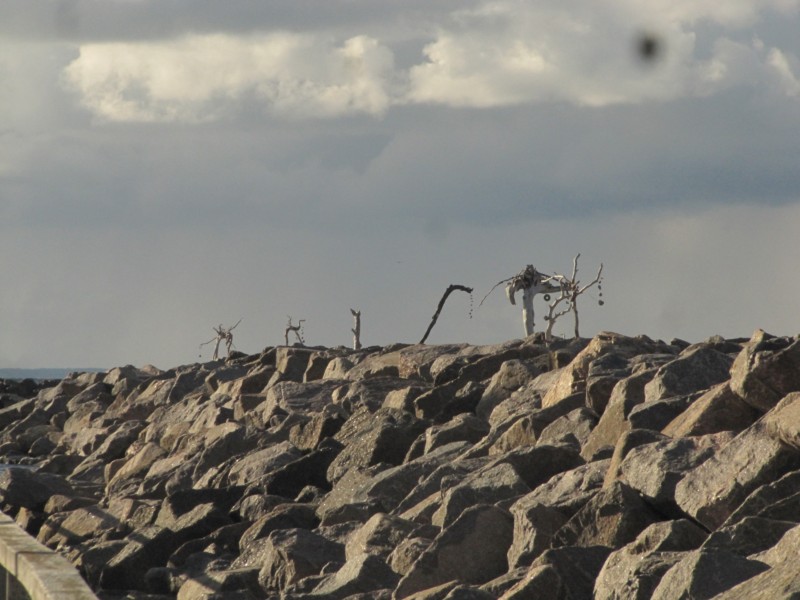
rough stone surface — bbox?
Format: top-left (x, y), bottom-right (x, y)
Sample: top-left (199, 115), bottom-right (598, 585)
top-left (551, 481), bottom-right (662, 550)
top-left (650, 549), bottom-right (769, 600)
top-left (674, 422), bottom-right (800, 530)
top-left (0, 332), bottom-right (798, 599)
top-left (394, 504), bottom-right (514, 599)
top-left (729, 330), bottom-right (800, 412)
top-left (593, 520), bottom-right (708, 600)
top-left (662, 383), bottom-right (760, 438)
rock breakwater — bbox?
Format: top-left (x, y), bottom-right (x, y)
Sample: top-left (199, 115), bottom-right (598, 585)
top-left (1, 329), bottom-right (799, 599)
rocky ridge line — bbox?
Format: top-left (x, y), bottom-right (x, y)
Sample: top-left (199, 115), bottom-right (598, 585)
top-left (0, 329), bottom-right (799, 599)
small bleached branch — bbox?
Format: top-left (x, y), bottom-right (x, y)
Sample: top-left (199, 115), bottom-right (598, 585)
top-left (199, 318), bottom-right (242, 360)
top-left (350, 308), bottom-right (362, 350)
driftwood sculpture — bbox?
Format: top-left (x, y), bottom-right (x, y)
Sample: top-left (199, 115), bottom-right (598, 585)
top-left (481, 256), bottom-right (604, 339)
top-left (351, 309), bottom-right (362, 350)
top-left (284, 317), bottom-right (305, 346)
top-left (481, 266), bottom-right (559, 337)
top-left (420, 284), bottom-right (473, 344)
top-left (199, 319), bottom-right (241, 360)
top-left (544, 254), bottom-right (604, 340)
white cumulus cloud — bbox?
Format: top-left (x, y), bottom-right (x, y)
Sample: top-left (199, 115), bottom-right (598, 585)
top-left (59, 0), bottom-right (800, 121)
top-left (405, 0), bottom-right (800, 108)
top-left (63, 33), bottom-right (395, 122)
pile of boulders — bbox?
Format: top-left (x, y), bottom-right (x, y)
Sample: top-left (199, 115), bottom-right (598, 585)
top-left (1, 329), bottom-right (799, 599)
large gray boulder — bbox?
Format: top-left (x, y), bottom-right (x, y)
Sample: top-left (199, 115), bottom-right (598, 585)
top-left (507, 460), bottom-right (609, 568)
top-left (701, 516), bottom-right (798, 557)
top-left (714, 524), bottom-right (800, 598)
top-left (581, 367), bottom-right (660, 461)
top-left (422, 414), bottom-right (490, 456)
top-left (674, 423), bottom-right (800, 530)
top-left (303, 553), bottom-right (399, 599)
top-left (499, 545), bottom-right (611, 600)
top-left (256, 528), bottom-right (345, 593)
top-left (593, 519), bottom-right (706, 600)
top-left (476, 359), bottom-right (544, 420)
top-left (650, 549), bottom-right (769, 600)
top-left (344, 512), bottom-right (422, 561)
top-left (729, 330), bottom-right (800, 412)
top-left (326, 407), bottom-right (428, 485)
top-left (662, 382), bottom-right (760, 438)
top-left (615, 433), bottom-right (727, 517)
top-left (226, 441), bottom-right (303, 487)
top-left (763, 391), bottom-right (800, 450)
top-left (593, 519), bottom-right (708, 600)
top-left (0, 467), bottom-right (74, 512)
top-left (551, 481), bottom-right (662, 550)
top-left (722, 469), bottom-right (800, 526)
top-left (432, 462), bottom-right (529, 527)
top-left (99, 525), bottom-right (189, 591)
top-left (541, 332), bottom-right (671, 409)
top-left (317, 444), bottom-right (469, 523)
top-left (394, 504), bottom-right (514, 599)
top-left (643, 345), bottom-right (734, 403)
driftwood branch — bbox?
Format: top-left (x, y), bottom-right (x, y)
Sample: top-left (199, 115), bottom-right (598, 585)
top-left (350, 308), bottom-right (362, 350)
top-left (420, 284), bottom-right (474, 344)
top-left (483, 265), bottom-right (560, 337)
top-left (284, 317), bottom-right (305, 346)
top-left (199, 318), bottom-right (242, 360)
top-left (543, 254), bottom-right (604, 339)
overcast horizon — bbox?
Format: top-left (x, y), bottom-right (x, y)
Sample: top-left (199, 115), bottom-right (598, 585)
top-left (3, 0), bottom-right (800, 370)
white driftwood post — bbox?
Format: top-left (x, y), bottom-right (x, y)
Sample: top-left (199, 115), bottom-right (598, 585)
top-left (350, 309), bottom-right (362, 350)
top-left (505, 265), bottom-right (559, 337)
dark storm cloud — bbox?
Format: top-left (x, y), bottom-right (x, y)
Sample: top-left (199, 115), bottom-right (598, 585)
top-left (0, 0), bottom-right (470, 42)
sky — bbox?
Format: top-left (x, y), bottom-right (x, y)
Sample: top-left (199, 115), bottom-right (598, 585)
top-left (2, 0), bottom-right (800, 370)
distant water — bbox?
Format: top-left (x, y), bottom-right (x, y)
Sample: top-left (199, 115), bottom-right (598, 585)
top-left (0, 368), bottom-right (105, 381)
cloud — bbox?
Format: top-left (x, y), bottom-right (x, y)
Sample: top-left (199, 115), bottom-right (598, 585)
top-left (57, 0), bottom-right (800, 121)
top-left (405, 0), bottom-right (799, 108)
top-left (765, 46), bottom-right (800, 94)
top-left (63, 33), bottom-right (396, 121)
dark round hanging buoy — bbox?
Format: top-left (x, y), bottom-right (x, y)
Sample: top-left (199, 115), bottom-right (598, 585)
top-left (598, 300), bottom-right (605, 306)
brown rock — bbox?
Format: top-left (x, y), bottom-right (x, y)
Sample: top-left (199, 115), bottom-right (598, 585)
top-left (394, 504), bottom-right (514, 599)
top-left (763, 391), bottom-right (800, 450)
top-left (675, 423), bottom-right (800, 530)
top-left (662, 383), bottom-right (760, 438)
top-left (650, 549), bottom-right (769, 600)
top-left (581, 367), bottom-right (660, 461)
top-left (551, 481), bottom-right (662, 550)
top-left (730, 330), bottom-right (800, 413)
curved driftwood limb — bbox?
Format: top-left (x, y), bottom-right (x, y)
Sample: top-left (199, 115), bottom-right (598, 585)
top-left (350, 309), bottom-right (362, 350)
top-left (420, 284), bottom-right (474, 344)
top-left (285, 317), bottom-right (305, 346)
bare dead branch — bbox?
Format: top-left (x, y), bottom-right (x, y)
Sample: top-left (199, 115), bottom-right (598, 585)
top-left (285, 316), bottom-right (305, 346)
top-left (199, 319), bottom-right (242, 360)
top-left (420, 284), bottom-right (474, 344)
top-left (350, 308), bottom-right (362, 350)
top-left (542, 255), bottom-right (604, 340)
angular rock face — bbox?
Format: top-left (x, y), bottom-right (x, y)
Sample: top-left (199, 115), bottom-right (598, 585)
top-left (674, 423), bottom-right (800, 530)
top-left (1, 331), bottom-right (800, 599)
top-left (730, 330), bottom-right (800, 412)
top-left (394, 504), bottom-right (514, 599)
